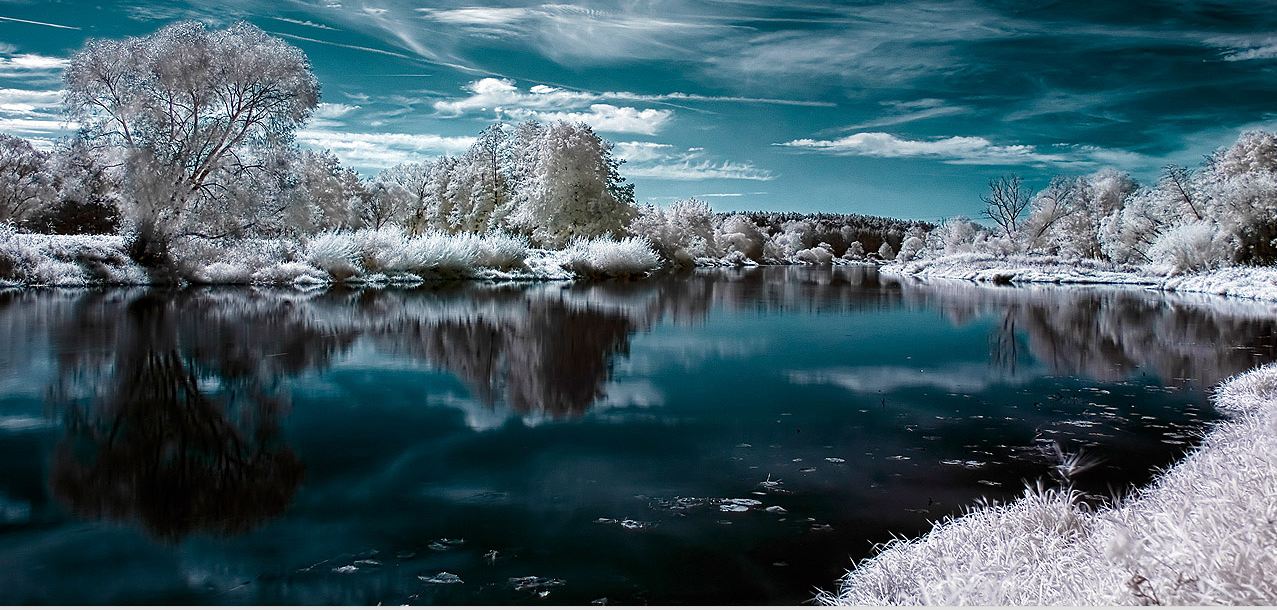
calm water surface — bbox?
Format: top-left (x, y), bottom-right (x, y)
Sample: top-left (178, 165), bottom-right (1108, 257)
top-left (1, 267), bottom-right (1275, 604)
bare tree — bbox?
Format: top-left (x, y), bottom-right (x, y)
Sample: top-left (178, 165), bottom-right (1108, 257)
top-left (981, 174), bottom-right (1031, 239)
top-left (1161, 164), bottom-right (1203, 220)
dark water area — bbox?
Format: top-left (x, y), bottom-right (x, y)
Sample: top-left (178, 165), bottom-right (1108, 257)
top-left (1, 266), bottom-right (1275, 604)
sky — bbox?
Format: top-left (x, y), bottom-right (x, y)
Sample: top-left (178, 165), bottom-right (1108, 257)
top-left (1, 1), bottom-right (1276, 221)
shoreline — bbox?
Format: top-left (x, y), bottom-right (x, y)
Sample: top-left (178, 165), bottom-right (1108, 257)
top-left (819, 305), bottom-right (1277, 605)
top-left (883, 253), bottom-right (1277, 304)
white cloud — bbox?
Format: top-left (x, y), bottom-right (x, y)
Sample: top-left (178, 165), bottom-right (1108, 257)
top-left (508, 103), bottom-right (671, 135)
top-left (296, 128), bottom-right (476, 169)
top-left (778, 131), bottom-right (1152, 168)
top-left (0, 87), bottom-right (72, 138)
top-left (614, 141), bottom-right (774, 181)
top-left (778, 132), bottom-right (1070, 165)
top-left (434, 78), bottom-right (669, 134)
top-left (0, 53), bottom-right (68, 77)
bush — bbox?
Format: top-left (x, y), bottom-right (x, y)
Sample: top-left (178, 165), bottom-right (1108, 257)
top-left (398, 231), bottom-right (480, 275)
top-left (476, 233), bottom-right (529, 270)
top-left (564, 236), bottom-right (661, 277)
top-left (305, 231), bottom-right (361, 280)
top-left (1148, 221), bottom-right (1233, 274)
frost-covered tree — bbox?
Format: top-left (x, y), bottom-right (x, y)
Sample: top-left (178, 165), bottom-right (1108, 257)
top-left (717, 213), bottom-right (766, 261)
top-left (631, 197), bottom-right (717, 265)
top-left (64, 21), bottom-right (319, 262)
top-left (511, 121), bottom-right (636, 247)
top-left (878, 241), bottom-right (896, 260)
top-left (362, 181), bottom-right (410, 230)
top-left (457, 123), bottom-right (515, 233)
top-left (378, 161), bottom-right (433, 235)
top-left (0, 134), bottom-right (56, 225)
top-left (31, 138), bottom-right (123, 235)
top-left (288, 150), bottom-right (366, 232)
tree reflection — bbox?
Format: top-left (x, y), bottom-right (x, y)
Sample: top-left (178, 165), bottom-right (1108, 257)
top-left (46, 293), bottom-right (317, 541)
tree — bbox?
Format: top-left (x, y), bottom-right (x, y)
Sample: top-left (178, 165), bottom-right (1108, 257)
top-left (0, 134), bottom-right (56, 225)
top-left (511, 121), bottom-right (637, 247)
top-left (362, 181), bottom-right (410, 230)
top-left (980, 174), bottom-right (1031, 240)
top-left (377, 161), bottom-right (434, 235)
top-left (64, 21), bottom-right (319, 262)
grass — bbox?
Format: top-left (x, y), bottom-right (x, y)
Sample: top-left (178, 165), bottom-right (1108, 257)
top-left (820, 363), bottom-right (1277, 605)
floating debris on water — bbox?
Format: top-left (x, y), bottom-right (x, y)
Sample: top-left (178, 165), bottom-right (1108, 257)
top-left (764, 505), bottom-right (788, 514)
top-left (824, 457), bottom-right (845, 463)
top-left (332, 565), bottom-right (358, 574)
top-left (484, 550), bottom-right (499, 564)
top-left (591, 598), bottom-right (609, 605)
top-left (509, 576), bottom-right (565, 592)
top-left (735, 443), bottom-right (752, 448)
top-left (595, 518), bottom-right (650, 530)
top-left (810, 523), bottom-right (834, 533)
top-left (419, 572), bottom-right (463, 585)
top-left (799, 467), bottom-right (817, 473)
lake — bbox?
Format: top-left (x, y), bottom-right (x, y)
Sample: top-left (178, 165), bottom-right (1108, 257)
top-left (1, 266), bottom-right (1273, 604)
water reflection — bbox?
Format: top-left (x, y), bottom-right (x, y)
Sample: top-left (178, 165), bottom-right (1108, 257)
top-left (0, 268), bottom-right (1275, 594)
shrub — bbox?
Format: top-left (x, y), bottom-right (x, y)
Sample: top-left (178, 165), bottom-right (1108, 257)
top-left (475, 233), bottom-right (529, 270)
top-left (305, 231), bottom-right (361, 280)
top-left (398, 231), bottom-right (480, 275)
top-left (564, 236), bottom-right (661, 277)
top-left (1147, 221), bottom-right (1233, 274)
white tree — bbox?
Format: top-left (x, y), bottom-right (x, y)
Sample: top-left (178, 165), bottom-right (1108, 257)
top-left (511, 121), bottom-right (636, 247)
top-left (64, 21), bottom-right (319, 258)
top-left (376, 161), bottom-right (434, 235)
top-left (631, 197), bottom-right (717, 264)
top-left (0, 135), bottom-right (56, 225)
top-left (289, 149), bottom-right (366, 232)
top-left (877, 241), bottom-right (896, 260)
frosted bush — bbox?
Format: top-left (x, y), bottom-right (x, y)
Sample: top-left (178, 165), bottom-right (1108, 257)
top-left (877, 241), bottom-right (896, 260)
top-left (398, 231), bottom-right (480, 275)
top-left (192, 262), bottom-right (252, 284)
top-left (795, 242), bottom-right (835, 264)
top-left (1147, 221), bottom-right (1233, 274)
top-left (0, 226), bottom-right (39, 283)
top-left (251, 261), bottom-right (328, 285)
top-left (897, 235), bottom-right (926, 262)
top-left (842, 241), bottom-right (865, 260)
top-left (352, 226), bottom-right (408, 272)
top-left (305, 231), bottom-right (361, 279)
top-left (564, 236), bottom-right (661, 277)
top-left (718, 214), bottom-right (765, 262)
top-left (475, 233), bottom-right (529, 270)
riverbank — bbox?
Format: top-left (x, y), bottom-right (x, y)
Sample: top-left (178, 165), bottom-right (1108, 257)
top-left (0, 230), bottom-right (666, 287)
top-left (819, 360), bottom-right (1277, 605)
top-left (886, 253), bottom-right (1277, 303)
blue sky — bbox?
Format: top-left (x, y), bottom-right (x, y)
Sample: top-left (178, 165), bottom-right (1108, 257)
top-left (1, 1), bottom-right (1276, 220)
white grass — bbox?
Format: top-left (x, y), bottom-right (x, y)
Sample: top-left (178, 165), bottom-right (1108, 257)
top-left (821, 363), bottom-right (1277, 606)
top-left (563, 236), bottom-right (661, 278)
top-left (304, 231), bottom-right (362, 280)
top-left (1, 229), bottom-right (148, 286)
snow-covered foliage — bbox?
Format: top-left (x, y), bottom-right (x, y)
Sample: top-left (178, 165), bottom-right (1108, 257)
top-left (65, 21), bottom-right (320, 258)
top-left (0, 135), bottom-right (55, 225)
top-left (821, 362), bottom-right (1277, 605)
top-left (511, 121), bottom-right (637, 247)
top-left (631, 198), bottom-right (719, 266)
top-left (563, 236), bottom-right (661, 278)
top-left (907, 129), bottom-right (1277, 277)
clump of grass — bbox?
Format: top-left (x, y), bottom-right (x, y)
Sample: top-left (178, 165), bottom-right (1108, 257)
top-left (563, 236), bottom-right (661, 278)
top-left (305, 231), bottom-right (361, 280)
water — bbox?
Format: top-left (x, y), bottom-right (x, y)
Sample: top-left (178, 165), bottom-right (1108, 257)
top-left (1, 266), bottom-right (1275, 604)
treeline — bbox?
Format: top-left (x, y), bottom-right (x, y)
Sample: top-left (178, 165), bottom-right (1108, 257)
top-left (921, 129), bottom-right (1277, 274)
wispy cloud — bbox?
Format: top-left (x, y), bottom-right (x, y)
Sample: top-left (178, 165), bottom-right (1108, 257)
top-left (269, 16), bottom-right (338, 31)
top-left (845, 99), bottom-right (969, 130)
top-left (0, 87), bottom-right (72, 139)
top-left (0, 53), bottom-right (67, 77)
top-left (0, 15), bottom-right (80, 30)
top-left (615, 141), bottom-right (774, 181)
top-left (296, 128), bottom-right (475, 169)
